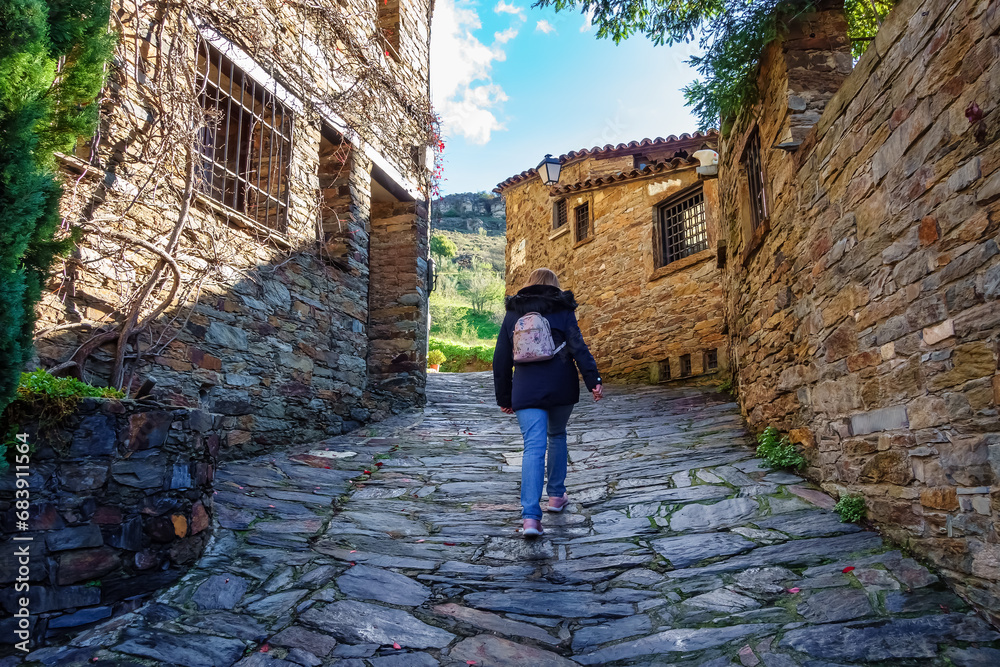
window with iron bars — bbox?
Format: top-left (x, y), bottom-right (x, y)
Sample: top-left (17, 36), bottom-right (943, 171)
top-left (743, 128), bottom-right (768, 230)
top-left (656, 186), bottom-right (708, 268)
top-left (705, 349), bottom-right (718, 371)
top-left (680, 354), bottom-right (692, 377)
top-left (554, 199), bottom-right (568, 229)
top-left (196, 44), bottom-right (293, 233)
top-left (378, 0), bottom-right (402, 61)
top-left (575, 202), bottom-right (590, 241)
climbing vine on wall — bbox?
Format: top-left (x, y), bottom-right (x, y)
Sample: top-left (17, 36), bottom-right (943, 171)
top-left (0, 0), bottom-right (116, 414)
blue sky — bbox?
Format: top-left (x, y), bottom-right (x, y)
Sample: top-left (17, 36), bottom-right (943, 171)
top-left (430, 0), bottom-right (704, 195)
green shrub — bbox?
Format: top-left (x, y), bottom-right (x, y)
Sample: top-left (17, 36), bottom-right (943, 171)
top-left (835, 494), bottom-right (867, 523)
top-left (755, 426), bottom-right (805, 470)
top-left (427, 349), bottom-right (446, 366)
top-left (3, 371), bottom-right (125, 435)
top-left (429, 338), bottom-right (494, 372)
top-left (718, 377), bottom-right (733, 394)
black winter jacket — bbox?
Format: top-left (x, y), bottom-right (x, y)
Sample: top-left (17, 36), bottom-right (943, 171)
top-left (493, 285), bottom-right (602, 410)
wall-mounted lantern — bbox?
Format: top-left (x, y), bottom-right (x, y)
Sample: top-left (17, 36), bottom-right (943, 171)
top-left (692, 149), bottom-right (719, 176)
top-left (537, 154), bottom-right (562, 186)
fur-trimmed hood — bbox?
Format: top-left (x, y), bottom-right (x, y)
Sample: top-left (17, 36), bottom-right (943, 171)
top-left (505, 284), bottom-right (578, 315)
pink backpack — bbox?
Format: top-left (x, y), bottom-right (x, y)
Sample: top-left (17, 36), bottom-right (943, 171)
top-left (512, 312), bottom-right (566, 363)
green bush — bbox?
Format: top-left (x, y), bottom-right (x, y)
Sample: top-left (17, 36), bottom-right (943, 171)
top-left (755, 426), bottom-right (805, 470)
top-left (17, 370), bottom-right (125, 401)
top-left (427, 349), bottom-right (446, 366)
top-left (0, 0), bottom-right (116, 415)
top-left (429, 338), bottom-right (494, 372)
top-left (835, 494), bottom-right (867, 523)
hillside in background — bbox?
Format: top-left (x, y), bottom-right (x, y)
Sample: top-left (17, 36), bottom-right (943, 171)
top-left (429, 192), bottom-right (507, 371)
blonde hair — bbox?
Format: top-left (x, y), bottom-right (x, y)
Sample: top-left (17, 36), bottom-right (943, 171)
top-left (526, 268), bottom-right (560, 288)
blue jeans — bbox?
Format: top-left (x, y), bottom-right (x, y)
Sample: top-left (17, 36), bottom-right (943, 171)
top-left (515, 405), bottom-right (574, 520)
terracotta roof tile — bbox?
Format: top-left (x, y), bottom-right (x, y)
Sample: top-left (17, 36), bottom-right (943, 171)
top-left (493, 130), bottom-right (718, 193)
top-left (548, 156), bottom-right (701, 195)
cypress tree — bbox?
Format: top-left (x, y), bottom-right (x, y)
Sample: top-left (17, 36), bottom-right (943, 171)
top-left (0, 0), bottom-right (115, 412)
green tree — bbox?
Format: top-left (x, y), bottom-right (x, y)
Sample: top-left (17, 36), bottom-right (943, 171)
top-left (0, 0), bottom-right (116, 413)
top-left (459, 265), bottom-right (504, 314)
top-left (534, 0), bottom-right (895, 129)
top-left (431, 233), bottom-right (457, 260)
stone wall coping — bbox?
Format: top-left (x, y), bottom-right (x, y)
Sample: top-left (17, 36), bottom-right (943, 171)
top-left (649, 248), bottom-right (716, 282)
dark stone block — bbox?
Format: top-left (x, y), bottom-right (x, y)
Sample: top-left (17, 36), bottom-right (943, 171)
top-left (170, 462), bottom-right (193, 489)
top-left (191, 573), bottom-right (250, 610)
top-left (108, 517), bottom-right (144, 551)
top-left (211, 398), bottom-right (254, 415)
top-left (127, 411), bottom-right (173, 452)
top-left (46, 605), bottom-right (112, 629)
top-left (70, 414), bottom-right (117, 457)
top-left (0, 584), bottom-right (100, 614)
top-left (30, 503), bottom-right (66, 531)
top-left (146, 516), bottom-right (178, 543)
top-left (56, 547), bottom-right (120, 585)
top-left (60, 462), bottom-right (109, 492)
top-left (45, 525), bottom-right (104, 552)
top-left (188, 410), bottom-right (214, 432)
top-left (100, 569), bottom-right (181, 603)
top-left (111, 459), bottom-right (164, 489)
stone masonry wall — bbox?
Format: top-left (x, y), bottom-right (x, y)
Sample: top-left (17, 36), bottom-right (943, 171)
top-left (720, 0), bottom-right (1000, 620)
top-left (33, 0), bottom-right (432, 457)
top-left (502, 157), bottom-right (728, 384)
top-left (0, 399), bottom-right (220, 642)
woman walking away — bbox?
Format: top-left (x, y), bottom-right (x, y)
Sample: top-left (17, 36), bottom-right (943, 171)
top-left (493, 268), bottom-right (603, 538)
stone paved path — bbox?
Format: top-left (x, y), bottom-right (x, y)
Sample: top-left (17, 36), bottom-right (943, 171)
top-left (16, 374), bottom-right (1000, 666)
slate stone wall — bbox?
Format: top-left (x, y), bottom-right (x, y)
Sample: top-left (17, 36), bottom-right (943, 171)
top-left (32, 0), bottom-right (432, 457)
top-left (720, 0), bottom-right (1000, 619)
top-left (501, 152), bottom-right (728, 384)
top-left (0, 399), bottom-right (220, 641)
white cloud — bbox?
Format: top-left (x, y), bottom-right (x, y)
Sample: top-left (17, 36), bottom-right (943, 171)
top-left (432, 0), bottom-right (514, 145)
top-left (535, 19), bottom-right (556, 34)
top-left (494, 1), bottom-right (525, 18)
top-left (580, 8), bottom-right (594, 33)
top-left (494, 27), bottom-right (519, 44)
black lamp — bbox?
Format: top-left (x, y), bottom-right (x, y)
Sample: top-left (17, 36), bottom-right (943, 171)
top-left (537, 154), bottom-right (561, 186)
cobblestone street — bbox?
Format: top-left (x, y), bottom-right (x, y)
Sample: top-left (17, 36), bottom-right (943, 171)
top-left (17, 373), bottom-right (1000, 666)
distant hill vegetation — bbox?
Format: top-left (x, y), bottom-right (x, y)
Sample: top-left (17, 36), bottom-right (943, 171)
top-left (429, 192), bottom-right (507, 371)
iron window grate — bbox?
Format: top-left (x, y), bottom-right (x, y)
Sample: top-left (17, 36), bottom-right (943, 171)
top-left (657, 187), bottom-right (708, 267)
top-left (743, 128), bottom-right (768, 230)
top-left (554, 199), bottom-right (568, 229)
top-left (680, 354), bottom-right (692, 377)
top-left (706, 349), bottom-right (718, 371)
top-left (575, 202), bottom-right (590, 240)
top-left (196, 43), bottom-right (293, 233)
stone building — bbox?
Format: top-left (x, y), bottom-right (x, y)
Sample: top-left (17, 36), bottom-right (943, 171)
top-left (33, 0), bottom-right (435, 457)
top-left (496, 134), bottom-right (728, 383)
top-left (719, 0), bottom-right (1000, 620)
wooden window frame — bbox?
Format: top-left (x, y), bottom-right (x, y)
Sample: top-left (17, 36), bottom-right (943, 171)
top-left (377, 0), bottom-right (402, 62)
top-left (196, 43), bottom-right (293, 233)
top-left (574, 201), bottom-right (592, 244)
top-left (680, 353), bottom-right (692, 377)
top-left (553, 198), bottom-right (568, 230)
top-left (743, 127), bottom-right (769, 231)
top-left (653, 184), bottom-right (709, 269)
top-left (705, 349), bottom-right (718, 371)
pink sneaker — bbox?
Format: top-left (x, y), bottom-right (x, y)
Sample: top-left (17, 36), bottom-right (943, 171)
top-left (522, 518), bottom-right (543, 538)
top-left (546, 494), bottom-right (569, 513)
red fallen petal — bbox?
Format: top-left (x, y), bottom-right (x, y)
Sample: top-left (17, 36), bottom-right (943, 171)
top-left (268, 505), bottom-right (275, 508)
top-left (375, 462), bottom-right (384, 467)
top-left (393, 642), bottom-right (402, 649)
top-left (787, 588), bottom-right (801, 593)
top-left (842, 566), bottom-right (856, 573)
top-left (324, 466), bottom-right (331, 469)
top-left (467, 662), bottom-right (477, 665)
top-left (349, 562), bottom-right (355, 566)
top-left (350, 550), bottom-right (357, 553)
top-left (364, 470), bottom-right (372, 474)
top-left (260, 644), bottom-right (270, 653)
top-left (415, 539), bottom-right (425, 543)
top-left (444, 542), bottom-right (457, 546)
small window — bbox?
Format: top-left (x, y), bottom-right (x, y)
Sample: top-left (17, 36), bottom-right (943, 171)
top-left (656, 186), bottom-right (708, 268)
top-left (554, 199), bottom-right (568, 229)
top-left (705, 349), bottom-right (718, 371)
top-left (680, 354), bottom-right (692, 377)
top-left (660, 359), bottom-right (671, 381)
top-left (743, 128), bottom-right (768, 230)
top-left (377, 0), bottom-right (401, 61)
top-left (196, 44), bottom-right (293, 232)
top-left (575, 202), bottom-right (590, 241)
